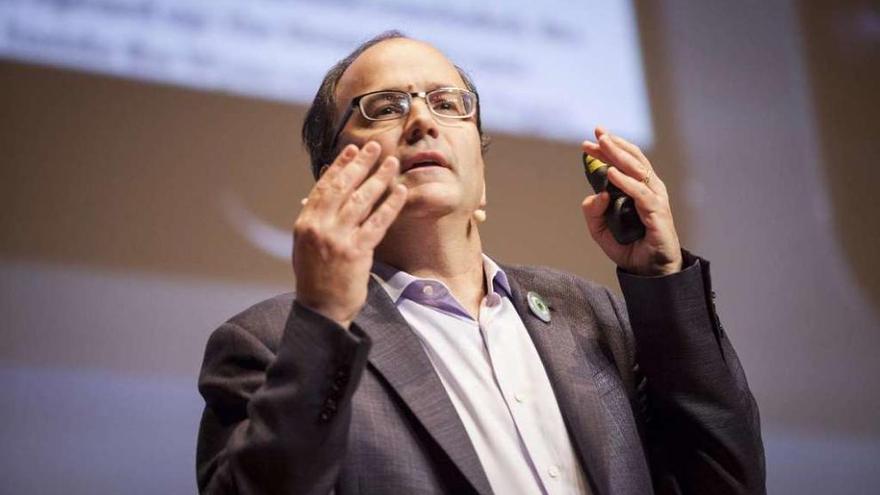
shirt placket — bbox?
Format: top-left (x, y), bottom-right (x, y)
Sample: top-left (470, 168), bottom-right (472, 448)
top-left (480, 298), bottom-right (570, 494)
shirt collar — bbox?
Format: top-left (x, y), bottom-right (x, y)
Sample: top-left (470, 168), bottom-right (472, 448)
top-left (482, 254), bottom-right (512, 298)
top-left (371, 254), bottom-right (512, 305)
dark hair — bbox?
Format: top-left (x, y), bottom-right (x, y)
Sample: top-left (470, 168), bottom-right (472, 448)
top-left (301, 30), bottom-right (490, 179)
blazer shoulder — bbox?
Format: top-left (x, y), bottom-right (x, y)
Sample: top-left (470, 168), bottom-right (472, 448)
top-left (501, 263), bottom-right (631, 340)
top-left (502, 263), bottom-right (619, 305)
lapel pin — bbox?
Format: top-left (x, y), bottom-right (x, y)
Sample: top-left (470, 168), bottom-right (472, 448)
top-left (526, 291), bottom-right (551, 323)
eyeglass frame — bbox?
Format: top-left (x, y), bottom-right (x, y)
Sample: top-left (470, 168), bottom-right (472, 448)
top-left (327, 87), bottom-right (479, 153)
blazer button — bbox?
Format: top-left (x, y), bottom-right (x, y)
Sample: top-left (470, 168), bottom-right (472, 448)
top-left (318, 411), bottom-right (332, 423)
top-left (334, 376), bottom-right (347, 388)
top-left (324, 398), bottom-right (338, 412)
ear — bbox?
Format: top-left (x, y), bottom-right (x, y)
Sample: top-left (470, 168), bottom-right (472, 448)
top-left (480, 180), bottom-right (487, 208)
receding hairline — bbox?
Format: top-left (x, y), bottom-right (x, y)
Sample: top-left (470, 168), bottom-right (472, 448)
top-left (301, 31), bottom-right (489, 179)
top-left (332, 37), bottom-right (466, 112)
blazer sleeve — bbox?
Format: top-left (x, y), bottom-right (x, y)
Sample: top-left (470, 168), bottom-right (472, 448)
top-left (614, 251), bottom-right (766, 495)
top-left (196, 298), bottom-right (371, 495)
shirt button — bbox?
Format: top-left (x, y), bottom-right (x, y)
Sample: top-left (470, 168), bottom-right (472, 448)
top-left (548, 466), bottom-right (560, 478)
top-left (514, 393), bottom-right (526, 403)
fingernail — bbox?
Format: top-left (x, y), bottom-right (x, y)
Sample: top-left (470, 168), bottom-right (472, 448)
top-left (343, 146), bottom-right (356, 158)
top-left (364, 141), bottom-right (379, 154)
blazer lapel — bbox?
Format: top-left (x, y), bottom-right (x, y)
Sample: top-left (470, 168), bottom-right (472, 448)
top-left (354, 279), bottom-right (494, 495)
top-left (504, 270), bottom-right (618, 495)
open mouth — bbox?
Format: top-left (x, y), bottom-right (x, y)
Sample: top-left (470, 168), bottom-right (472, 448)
top-left (402, 151), bottom-right (449, 173)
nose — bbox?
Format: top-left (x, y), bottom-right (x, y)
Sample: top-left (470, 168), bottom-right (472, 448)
top-left (403, 97), bottom-right (439, 145)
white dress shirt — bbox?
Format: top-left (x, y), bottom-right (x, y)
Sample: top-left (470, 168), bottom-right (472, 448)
top-left (371, 255), bottom-right (591, 495)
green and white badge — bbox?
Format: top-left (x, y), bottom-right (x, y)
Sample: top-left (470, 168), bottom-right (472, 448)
top-left (526, 291), bottom-right (551, 323)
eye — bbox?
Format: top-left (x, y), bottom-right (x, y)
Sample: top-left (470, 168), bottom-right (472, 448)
top-left (375, 102), bottom-right (406, 116)
top-left (362, 93), bottom-right (408, 120)
top-left (430, 92), bottom-right (467, 115)
top-left (432, 95), bottom-right (463, 115)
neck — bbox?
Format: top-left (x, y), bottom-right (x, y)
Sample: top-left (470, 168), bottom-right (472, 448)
top-left (375, 212), bottom-right (486, 317)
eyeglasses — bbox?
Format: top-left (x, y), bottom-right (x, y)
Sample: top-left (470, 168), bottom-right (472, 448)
top-left (329, 87), bottom-right (478, 151)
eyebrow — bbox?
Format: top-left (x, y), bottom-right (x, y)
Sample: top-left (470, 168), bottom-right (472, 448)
top-left (364, 81), bottom-right (460, 93)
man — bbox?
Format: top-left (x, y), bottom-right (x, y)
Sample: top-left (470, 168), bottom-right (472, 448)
top-left (196, 31), bottom-right (765, 495)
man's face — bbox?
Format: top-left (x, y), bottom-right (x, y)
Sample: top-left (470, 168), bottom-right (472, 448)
top-left (333, 39), bottom-right (486, 220)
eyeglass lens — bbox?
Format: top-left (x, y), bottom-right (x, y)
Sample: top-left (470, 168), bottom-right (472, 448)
top-left (360, 89), bottom-right (474, 121)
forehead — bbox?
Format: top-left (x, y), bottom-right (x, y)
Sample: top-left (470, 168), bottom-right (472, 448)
top-left (335, 39), bottom-right (466, 102)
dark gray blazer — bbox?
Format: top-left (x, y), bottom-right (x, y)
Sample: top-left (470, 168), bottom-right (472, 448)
top-left (196, 254), bottom-right (765, 494)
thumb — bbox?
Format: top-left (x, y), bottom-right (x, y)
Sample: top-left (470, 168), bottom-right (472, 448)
top-left (581, 192), bottom-right (610, 234)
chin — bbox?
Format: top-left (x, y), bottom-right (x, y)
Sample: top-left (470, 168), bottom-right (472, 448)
top-left (400, 189), bottom-right (462, 219)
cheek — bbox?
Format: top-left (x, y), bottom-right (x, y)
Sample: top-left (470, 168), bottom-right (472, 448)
top-left (448, 124), bottom-right (482, 158)
top-left (342, 126), bottom-right (400, 153)
top-left (468, 156), bottom-right (487, 197)
top-left (464, 132), bottom-right (486, 172)
top-left (467, 126), bottom-right (484, 158)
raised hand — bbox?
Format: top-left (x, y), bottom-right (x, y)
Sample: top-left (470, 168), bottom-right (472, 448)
top-left (293, 141), bottom-right (408, 328)
top-left (581, 128), bottom-right (682, 276)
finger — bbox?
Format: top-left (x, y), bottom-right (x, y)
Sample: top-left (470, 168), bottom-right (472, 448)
top-left (610, 135), bottom-right (652, 172)
top-left (606, 133), bottom-right (669, 197)
top-left (355, 183), bottom-right (408, 248)
top-left (581, 192), bottom-right (610, 237)
top-left (606, 166), bottom-right (662, 214)
top-left (303, 144), bottom-right (357, 208)
top-left (581, 140), bottom-right (613, 167)
top-left (338, 156), bottom-right (400, 225)
top-left (315, 144), bottom-right (358, 184)
top-left (599, 135), bottom-right (667, 197)
top-left (610, 136), bottom-right (669, 198)
top-left (596, 130), bottom-right (668, 194)
top-left (597, 133), bottom-right (647, 180)
top-left (596, 126), bottom-right (649, 168)
top-left (311, 142), bottom-right (383, 210)
top-left (594, 126), bottom-right (613, 144)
